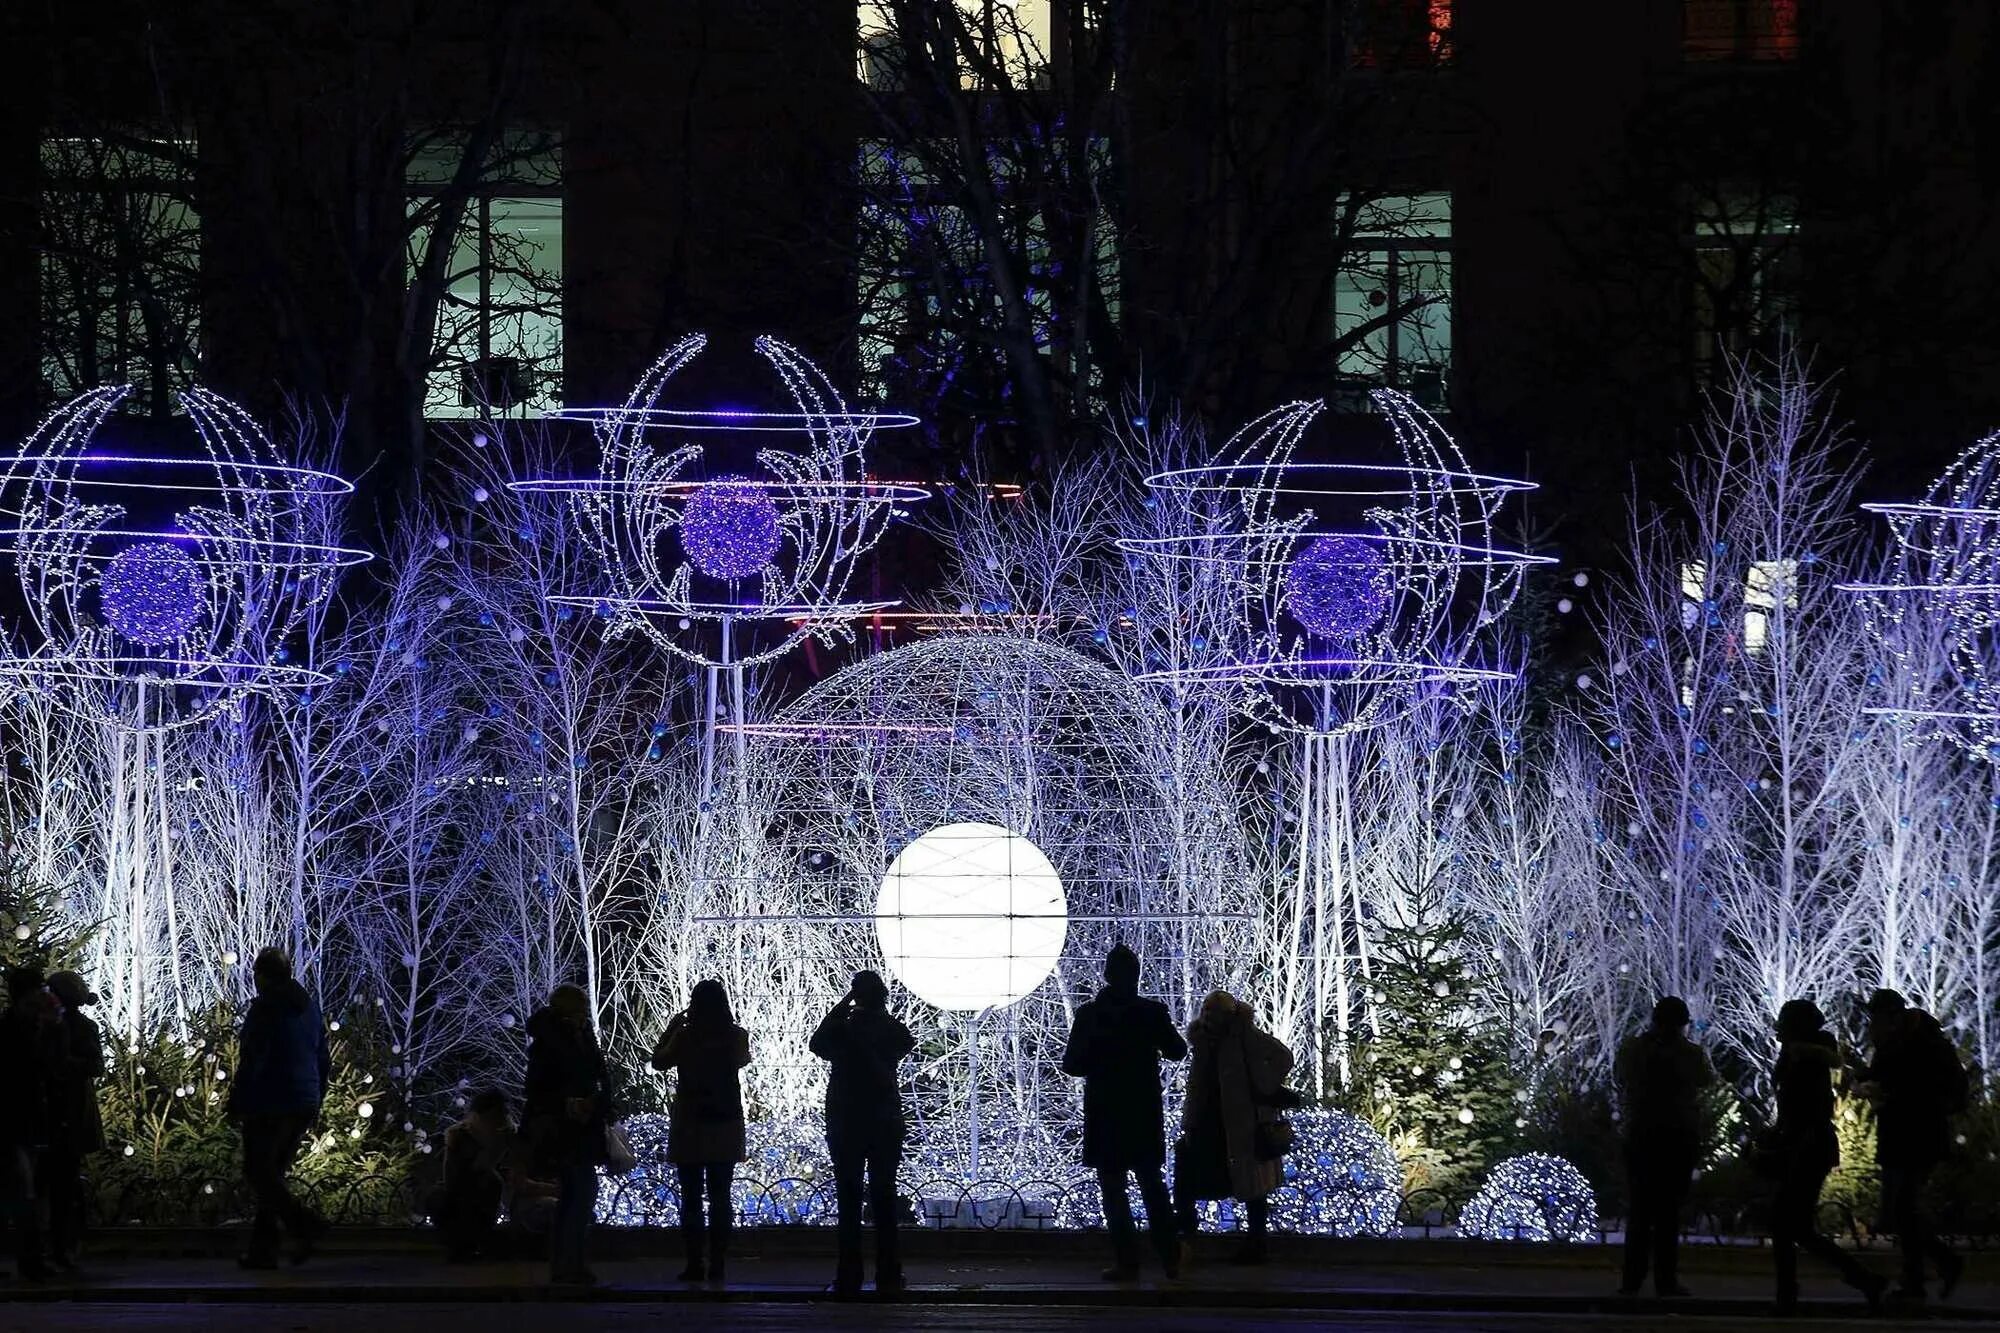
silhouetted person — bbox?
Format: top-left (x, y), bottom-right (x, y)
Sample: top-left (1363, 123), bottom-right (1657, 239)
top-left (1857, 988), bottom-right (1964, 1306)
top-left (1174, 990), bottom-right (1295, 1266)
top-left (227, 948), bottom-right (330, 1270)
top-left (651, 978), bottom-right (750, 1285)
top-left (43, 970), bottom-right (103, 1271)
top-left (523, 983), bottom-right (611, 1287)
top-left (1062, 944), bottom-right (1186, 1281)
top-left (0, 967), bottom-right (61, 1281)
top-left (1614, 995), bottom-right (1712, 1297)
top-left (810, 969), bottom-right (914, 1296)
top-left (437, 1089), bottom-right (517, 1262)
top-left (1769, 999), bottom-right (1884, 1313)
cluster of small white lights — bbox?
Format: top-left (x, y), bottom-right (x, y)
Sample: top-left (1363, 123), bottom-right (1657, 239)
top-left (1456, 1153), bottom-right (1597, 1242)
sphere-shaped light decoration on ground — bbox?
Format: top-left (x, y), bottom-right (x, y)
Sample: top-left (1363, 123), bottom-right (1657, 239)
top-left (874, 820), bottom-right (1069, 1012)
top-left (1847, 432), bottom-right (2000, 758)
top-left (1284, 534), bottom-right (1392, 641)
top-left (512, 333), bottom-right (923, 669)
top-left (1266, 1108), bottom-right (1403, 1237)
top-left (0, 384), bottom-right (368, 729)
top-left (1457, 1153), bottom-right (1597, 1242)
top-left (1121, 391), bottom-right (1553, 736)
top-left (681, 475), bottom-right (785, 580)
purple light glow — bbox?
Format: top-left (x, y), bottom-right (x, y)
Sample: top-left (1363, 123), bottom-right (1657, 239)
top-left (1283, 535), bottom-right (1392, 640)
top-left (681, 475), bottom-right (784, 580)
top-left (99, 541), bottom-right (205, 646)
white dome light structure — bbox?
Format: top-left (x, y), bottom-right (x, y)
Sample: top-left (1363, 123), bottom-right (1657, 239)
top-left (874, 820), bottom-right (1069, 1012)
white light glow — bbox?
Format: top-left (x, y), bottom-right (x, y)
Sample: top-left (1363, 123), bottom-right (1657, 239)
top-left (874, 821), bottom-right (1068, 1012)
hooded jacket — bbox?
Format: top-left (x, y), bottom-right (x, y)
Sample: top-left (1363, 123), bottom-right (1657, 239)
top-left (1179, 1004), bottom-right (1295, 1202)
top-left (1061, 984), bottom-right (1187, 1170)
top-left (227, 977), bottom-right (331, 1119)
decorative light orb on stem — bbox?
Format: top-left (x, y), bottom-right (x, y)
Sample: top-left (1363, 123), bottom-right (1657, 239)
top-left (681, 475), bottom-right (785, 581)
top-left (99, 542), bottom-right (205, 647)
top-left (1283, 534), bottom-right (1392, 643)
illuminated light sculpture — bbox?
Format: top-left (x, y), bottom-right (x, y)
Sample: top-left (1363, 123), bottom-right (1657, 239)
top-left (1265, 1108), bottom-right (1403, 1238)
top-left (1846, 433), bottom-right (2000, 758)
top-left (874, 821), bottom-right (1069, 1012)
top-left (1457, 1153), bottom-right (1597, 1242)
top-left (710, 634), bottom-right (1256, 1189)
top-left (1120, 391), bottom-right (1549, 1089)
top-left (680, 475), bottom-right (785, 581)
top-left (0, 383), bottom-right (366, 1032)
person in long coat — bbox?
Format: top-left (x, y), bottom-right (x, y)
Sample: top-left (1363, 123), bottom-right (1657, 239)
top-left (522, 983), bottom-right (611, 1287)
top-left (1061, 943), bottom-right (1187, 1280)
top-left (43, 970), bottom-right (103, 1270)
top-left (1173, 991), bottom-right (1295, 1264)
top-left (810, 969), bottom-right (915, 1296)
top-left (0, 967), bottom-right (62, 1282)
top-left (1613, 995), bottom-right (1713, 1298)
top-left (1768, 999), bottom-right (1884, 1312)
top-left (651, 978), bottom-right (750, 1284)
top-left (1857, 988), bottom-right (1964, 1305)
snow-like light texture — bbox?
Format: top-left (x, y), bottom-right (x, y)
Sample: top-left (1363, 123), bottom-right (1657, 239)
top-left (1457, 1153), bottom-right (1597, 1242)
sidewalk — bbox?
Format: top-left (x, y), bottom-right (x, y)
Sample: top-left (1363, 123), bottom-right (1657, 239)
top-left (4, 1235), bottom-right (1998, 1320)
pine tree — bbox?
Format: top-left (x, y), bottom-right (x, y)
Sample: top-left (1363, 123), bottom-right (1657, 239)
top-left (1342, 872), bottom-right (1522, 1193)
top-left (0, 847), bottom-right (93, 972)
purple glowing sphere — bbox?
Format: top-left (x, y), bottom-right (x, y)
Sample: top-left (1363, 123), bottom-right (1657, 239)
top-left (100, 541), bottom-right (205, 646)
top-left (681, 475), bottom-right (784, 581)
top-left (1284, 535), bottom-right (1392, 640)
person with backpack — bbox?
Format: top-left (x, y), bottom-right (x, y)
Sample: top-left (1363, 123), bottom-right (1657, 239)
top-left (1613, 996), bottom-right (1713, 1298)
top-left (810, 969), bottom-right (915, 1296)
top-left (1767, 999), bottom-right (1885, 1313)
top-left (1062, 944), bottom-right (1187, 1282)
top-left (1857, 988), bottom-right (1965, 1306)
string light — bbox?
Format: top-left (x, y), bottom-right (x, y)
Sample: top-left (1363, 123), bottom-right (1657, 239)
top-left (680, 475), bottom-right (785, 581)
top-left (99, 542), bottom-right (204, 647)
top-left (1457, 1153), bottom-right (1596, 1242)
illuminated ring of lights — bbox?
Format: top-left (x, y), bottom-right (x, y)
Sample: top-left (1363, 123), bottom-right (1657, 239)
top-left (1116, 532), bottom-right (1557, 569)
top-left (0, 453), bottom-right (355, 496)
top-left (507, 477), bottom-right (929, 505)
top-left (544, 407), bottom-right (920, 432)
top-left (1860, 707), bottom-right (2000, 723)
top-left (1861, 501), bottom-right (2000, 521)
top-left (0, 528), bottom-right (374, 568)
top-left (548, 595), bottom-right (900, 621)
top-left (1839, 580), bottom-right (2000, 598)
top-left (0, 658), bottom-right (335, 689)
top-left (1134, 659), bottom-right (1519, 689)
top-left (1145, 461), bottom-right (1539, 500)
top-left (716, 721), bottom-right (957, 739)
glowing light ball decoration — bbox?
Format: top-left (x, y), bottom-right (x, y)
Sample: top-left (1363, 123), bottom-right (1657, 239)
top-left (681, 475), bottom-right (784, 581)
top-left (1848, 432), bottom-right (2000, 758)
top-left (1264, 1108), bottom-right (1403, 1238)
top-left (1283, 534), bottom-right (1392, 642)
top-left (874, 821), bottom-right (1069, 1012)
top-left (99, 542), bottom-right (205, 647)
top-left (515, 333), bottom-right (924, 671)
top-left (1457, 1154), bottom-right (1597, 1242)
top-left (727, 634), bottom-right (1256, 1190)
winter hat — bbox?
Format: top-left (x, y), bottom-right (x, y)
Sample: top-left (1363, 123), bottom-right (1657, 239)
top-left (47, 970), bottom-right (97, 1009)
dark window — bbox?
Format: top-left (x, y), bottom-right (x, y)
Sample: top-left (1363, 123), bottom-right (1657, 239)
top-left (1684, 0), bottom-right (1799, 61)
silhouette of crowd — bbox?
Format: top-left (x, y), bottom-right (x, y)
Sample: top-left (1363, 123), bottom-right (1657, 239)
top-left (0, 946), bottom-right (1981, 1312)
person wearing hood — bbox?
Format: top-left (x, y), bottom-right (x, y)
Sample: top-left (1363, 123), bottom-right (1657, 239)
top-left (1062, 943), bottom-right (1187, 1281)
top-left (1856, 988), bottom-right (1965, 1305)
top-left (522, 983), bottom-right (612, 1287)
top-left (227, 948), bottom-right (331, 1270)
top-left (43, 970), bottom-right (104, 1271)
top-left (1613, 995), bottom-right (1713, 1298)
top-left (651, 978), bottom-right (750, 1285)
top-left (810, 968), bottom-right (914, 1296)
top-left (1173, 991), bottom-right (1295, 1265)
top-left (1768, 999), bottom-right (1884, 1312)
top-left (0, 966), bottom-right (63, 1282)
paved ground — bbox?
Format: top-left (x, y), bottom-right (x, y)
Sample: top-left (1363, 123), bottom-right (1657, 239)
top-left (2, 1305), bottom-right (1994, 1332)
top-left (4, 1245), bottom-right (1998, 1325)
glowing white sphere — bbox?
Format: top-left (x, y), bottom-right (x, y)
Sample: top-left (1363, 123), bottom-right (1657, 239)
top-left (874, 821), bottom-right (1068, 1011)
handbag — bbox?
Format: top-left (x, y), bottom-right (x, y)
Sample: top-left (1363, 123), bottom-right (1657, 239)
top-left (1254, 1115), bottom-right (1296, 1161)
top-left (603, 1122), bottom-right (638, 1175)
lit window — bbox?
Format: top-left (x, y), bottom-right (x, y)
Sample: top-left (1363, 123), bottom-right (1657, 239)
top-left (407, 134), bottom-right (562, 419)
top-left (1350, 0), bottom-right (1453, 69)
top-left (1680, 559), bottom-right (1796, 655)
top-left (1684, 0), bottom-right (1799, 61)
top-left (860, 1), bottom-right (1056, 91)
top-left (1690, 188), bottom-right (1798, 382)
top-left (1334, 194), bottom-right (1452, 409)
top-left (39, 137), bottom-right (201, 414)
